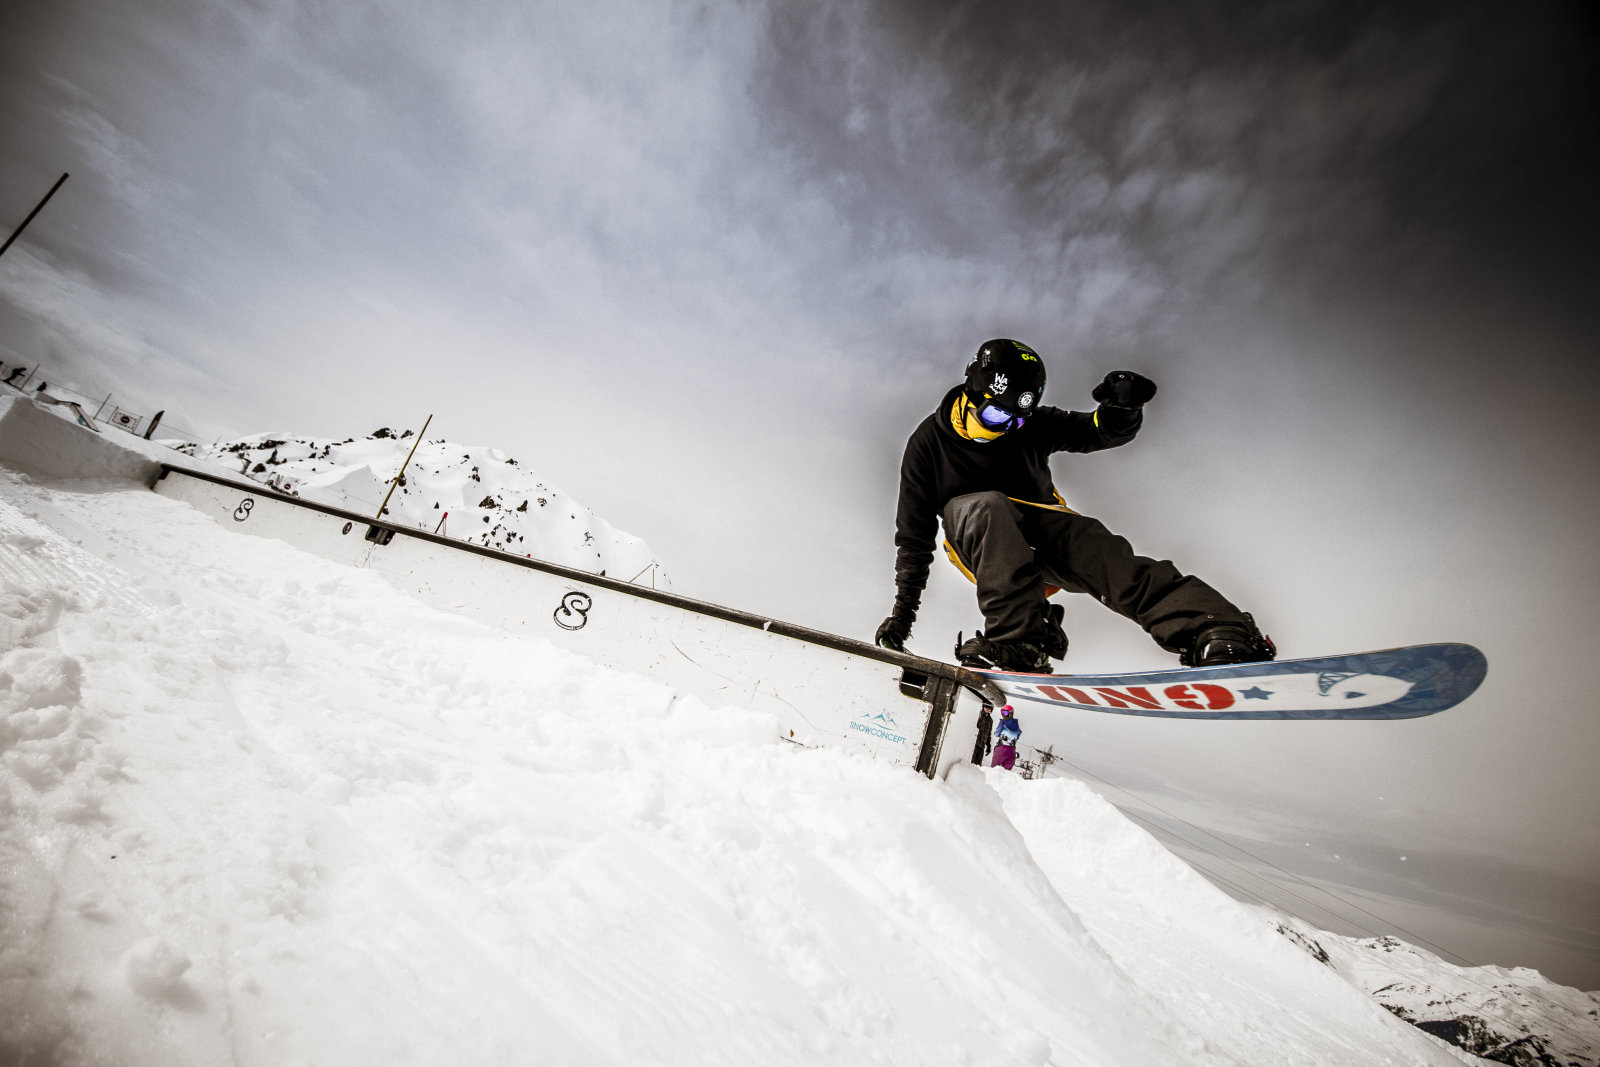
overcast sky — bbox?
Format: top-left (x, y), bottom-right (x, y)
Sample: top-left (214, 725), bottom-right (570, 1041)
top-left (2, 0), bottom-right (1596, 987)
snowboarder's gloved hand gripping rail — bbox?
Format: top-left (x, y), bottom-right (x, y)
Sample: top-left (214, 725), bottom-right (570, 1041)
top-left (875, 609), bottom-right (914, 652)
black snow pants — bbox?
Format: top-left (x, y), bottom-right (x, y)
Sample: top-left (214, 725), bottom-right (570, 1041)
top-left (940, 491), bottom-right (1250, 653)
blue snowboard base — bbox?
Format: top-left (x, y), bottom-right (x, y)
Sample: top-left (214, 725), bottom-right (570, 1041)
top-left (976, 643), bottom-right (1487, 719)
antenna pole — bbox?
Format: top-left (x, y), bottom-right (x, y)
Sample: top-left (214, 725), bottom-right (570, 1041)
top-left (375, 414), bottom-right (432, 521)
top-left (1, 173), bottom-right (69, 259)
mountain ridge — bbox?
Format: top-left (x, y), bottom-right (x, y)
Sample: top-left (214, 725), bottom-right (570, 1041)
top-left (173, 429), bottom-right (669, 587)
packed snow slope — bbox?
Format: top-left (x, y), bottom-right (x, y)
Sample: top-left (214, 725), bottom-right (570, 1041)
top-left (173, 430), bottom-right (668, 586)
top-left (0, 402), bottom-right (1577, 1066)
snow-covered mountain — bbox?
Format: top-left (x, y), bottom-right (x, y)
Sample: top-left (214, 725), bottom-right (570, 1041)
top-left (1276, 919), bottom-right (1600, 1067)
top-left (1, 395), bottom-right (1595, 1066)
top-left (173, 429), bottom-right (669, 587)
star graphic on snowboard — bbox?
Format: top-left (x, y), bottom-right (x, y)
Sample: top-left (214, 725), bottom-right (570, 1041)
top-left (1239, 686), bottom-right (1274, 700)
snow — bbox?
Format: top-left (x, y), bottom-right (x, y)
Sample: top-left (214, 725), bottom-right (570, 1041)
top-left (0, 397), bottom-right (1586, 1065)
top-left (0, 394), bottom-right (162, 484)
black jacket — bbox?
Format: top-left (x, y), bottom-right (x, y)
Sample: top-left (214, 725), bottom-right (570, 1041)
top-left (891, 385), bottom-right (1141, 618)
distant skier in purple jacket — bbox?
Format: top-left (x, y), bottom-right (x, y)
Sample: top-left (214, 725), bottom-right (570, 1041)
top-left (991, 705), bottom-right (1021, 771)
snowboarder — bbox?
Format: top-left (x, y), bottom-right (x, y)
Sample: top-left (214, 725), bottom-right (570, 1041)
top-left (972, 704), bottom-right (993, 765)
top-left (874, 338), bottom-right (1274, 674)
top-left (991, 705), bottom-right (1021, 771)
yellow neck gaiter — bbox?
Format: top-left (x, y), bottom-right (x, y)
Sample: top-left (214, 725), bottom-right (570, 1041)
top-left (951, 394), bottom-right (1008, 443)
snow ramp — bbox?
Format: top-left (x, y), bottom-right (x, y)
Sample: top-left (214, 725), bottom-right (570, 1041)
top-left (0, 392), bottom-right (162, 483)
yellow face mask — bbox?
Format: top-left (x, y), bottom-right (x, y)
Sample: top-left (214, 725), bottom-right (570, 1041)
top-left (951, 394), bottom-right (1009, 443)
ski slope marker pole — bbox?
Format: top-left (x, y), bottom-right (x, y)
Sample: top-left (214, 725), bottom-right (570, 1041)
top-left (375, 413), bottom-right (431, 520)
top-left (1, 173), bottom-right (69, 260)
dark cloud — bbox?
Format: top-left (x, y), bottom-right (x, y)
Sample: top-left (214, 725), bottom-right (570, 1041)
top-left (758, 1), bottom-right (1600, 348)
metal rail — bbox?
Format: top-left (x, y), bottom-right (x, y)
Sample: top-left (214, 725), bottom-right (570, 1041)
top-left (158, 463), bottom-right (1004, 718)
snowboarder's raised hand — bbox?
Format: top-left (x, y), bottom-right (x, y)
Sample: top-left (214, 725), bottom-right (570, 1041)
top-left (875, 612), bottom-right (912, 652)
top-left (1091, 370), bottom-right (1158, 409)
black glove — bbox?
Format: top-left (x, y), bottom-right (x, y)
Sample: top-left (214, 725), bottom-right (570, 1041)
top-left (1092, 370), bottom-right (1157, 409)
top-left (875, 613), bottom-right (912, 652)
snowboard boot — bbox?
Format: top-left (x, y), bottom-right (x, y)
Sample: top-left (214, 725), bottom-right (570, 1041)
top-left (1038, 603), bottom-right (1069, 661)
top-left (955, 632), bottom-right (1052, 674)
top-left (1181, 613), bottom-right (1276, 668)
top-left (957, 604), bottom-right (1067, 673)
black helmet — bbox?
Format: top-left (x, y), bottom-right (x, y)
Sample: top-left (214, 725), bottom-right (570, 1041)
top-left (964, 338), bottom-right (1045, 417)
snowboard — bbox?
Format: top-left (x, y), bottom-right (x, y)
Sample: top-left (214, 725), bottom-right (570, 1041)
top-left (974, 643), bottom-right (1486, 720)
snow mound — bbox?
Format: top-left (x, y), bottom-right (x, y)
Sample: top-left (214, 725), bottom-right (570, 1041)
top-left (124, 937), bottom-right (194, 999)
top-left (175, 429), bottom-right (669, 585)
top-left (0, 394), bottom-right (163, 483)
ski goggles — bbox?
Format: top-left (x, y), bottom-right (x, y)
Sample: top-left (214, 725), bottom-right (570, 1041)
top-left (974, 401), bottom-right (1026, 432)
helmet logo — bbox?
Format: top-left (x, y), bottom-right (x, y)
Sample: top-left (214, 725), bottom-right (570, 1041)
top-left (991, 373), bottom-right (1009, 395)
top-left (1018, 391), bottom-right (1035, 409)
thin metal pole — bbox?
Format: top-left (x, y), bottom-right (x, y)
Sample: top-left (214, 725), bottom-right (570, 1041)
top-left (0, 173), bottom-right (69, 260)
top-left (94, 392), bottom-right (112, 420)
top-left (374, 414), bottom-right (432, 520)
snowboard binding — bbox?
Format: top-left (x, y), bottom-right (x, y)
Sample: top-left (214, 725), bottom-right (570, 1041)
top-left (1180, 613), bottom-right (1276, 668)
top-left (956, 632), bottom-right (1053, 674)
top-left (955, 604), bottom-right (1066, 674)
